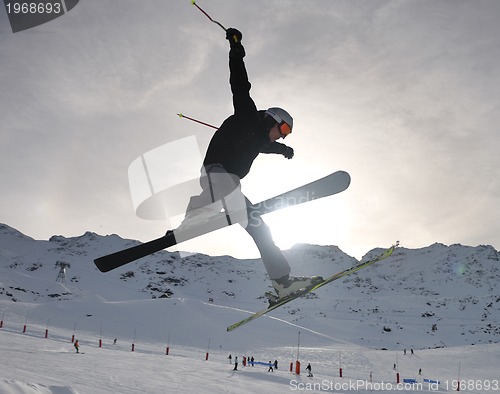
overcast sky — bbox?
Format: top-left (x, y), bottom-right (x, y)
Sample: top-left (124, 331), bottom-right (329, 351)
top-left (1, 0), bottom-right (499, 260)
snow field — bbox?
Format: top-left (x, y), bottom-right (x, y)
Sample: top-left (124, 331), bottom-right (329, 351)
top-left (1, 320), bottom-right (499, 394)
top-left (1, 227), bottom-right (499, 393)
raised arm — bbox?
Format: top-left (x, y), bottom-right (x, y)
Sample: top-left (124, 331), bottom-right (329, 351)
top-left (225, 28), bottom-right (258, 118)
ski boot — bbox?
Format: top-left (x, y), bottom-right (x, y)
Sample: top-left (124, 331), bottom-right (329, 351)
top-left (266, 275), bottom-right (323, 306)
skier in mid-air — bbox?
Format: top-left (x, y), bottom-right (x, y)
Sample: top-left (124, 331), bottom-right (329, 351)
top-left (173, 28), bottom-right (321, 301)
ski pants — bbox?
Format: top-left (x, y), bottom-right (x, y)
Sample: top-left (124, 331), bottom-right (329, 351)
top-left (185, 164), bottom-right (291, 280)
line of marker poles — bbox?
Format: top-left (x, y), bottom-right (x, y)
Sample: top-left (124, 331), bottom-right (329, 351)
top-left (0, 317), bottom-right (467, 381)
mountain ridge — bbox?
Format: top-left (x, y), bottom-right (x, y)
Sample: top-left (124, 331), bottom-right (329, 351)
top-left (1, 223), bottom-right (499, 350)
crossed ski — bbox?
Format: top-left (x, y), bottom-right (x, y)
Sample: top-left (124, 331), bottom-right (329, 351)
top-left (94, 171), bottom-right (350, 272)
top-left (226, 242), bottom-right (399, 331)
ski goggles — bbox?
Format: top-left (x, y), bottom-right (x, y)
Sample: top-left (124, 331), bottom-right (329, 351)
top-left (278, 121), bottom-right (292, 138)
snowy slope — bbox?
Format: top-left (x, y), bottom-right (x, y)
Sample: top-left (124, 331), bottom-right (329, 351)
top-left (1, 328), bottom-right (499, 394)
top-left (1, 223), bottom-right (499, 348)
top-left (1, 223), bottom-right (499, 393)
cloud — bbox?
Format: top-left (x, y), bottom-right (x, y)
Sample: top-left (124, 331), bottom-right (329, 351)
top-left (0, 0), bottom-right (499, 258)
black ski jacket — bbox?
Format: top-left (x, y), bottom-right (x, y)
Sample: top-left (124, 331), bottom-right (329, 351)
top-left (203, 46), bottom-right (289, 179)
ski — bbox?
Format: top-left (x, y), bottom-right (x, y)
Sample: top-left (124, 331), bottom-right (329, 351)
top-left (94, 171), bottom-right (350, 272)
top-left (226, 242), bottom-right (399, 332)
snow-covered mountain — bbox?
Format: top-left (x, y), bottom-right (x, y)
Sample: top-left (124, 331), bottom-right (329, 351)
top-left (1, 223), bottom-right (499, 351)
top-left (1, 223), bottom-right (500, 394)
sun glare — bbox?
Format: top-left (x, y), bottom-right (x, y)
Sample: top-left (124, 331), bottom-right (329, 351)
top-left (265, 199), bottom-right (350, 251)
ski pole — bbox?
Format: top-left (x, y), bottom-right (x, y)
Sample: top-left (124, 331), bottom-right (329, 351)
top-left (177, 113), bottom-right (218, 130)
top-left (191, 1), bottom-right (227, 32)
top-left (191, 1), bottom-right (239, 42)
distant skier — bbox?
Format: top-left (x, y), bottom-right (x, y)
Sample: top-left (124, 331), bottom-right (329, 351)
top-left (74, 340), bottom-right (79, 354)
top-left (268, 361), bottom-right (274, 372)
top-left (274, 360), bottom-right (278, 370)
top-left (171, 27), bottom-right (320, 300)
top-left (306, 363), bottom-right (313, 377)
top-left (233, 356), bottom-right (238, 371)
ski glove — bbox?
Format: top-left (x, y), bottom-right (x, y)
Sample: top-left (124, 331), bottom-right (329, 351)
top-left (226, 28), bottom-right (245, 58)
top-left (283, 146), bottom-right (294, 159)
top-left (226, 28), bottom-right (242, 44)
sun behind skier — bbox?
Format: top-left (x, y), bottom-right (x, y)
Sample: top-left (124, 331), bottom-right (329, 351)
top-left (172, 28), bottom-right (321, 301)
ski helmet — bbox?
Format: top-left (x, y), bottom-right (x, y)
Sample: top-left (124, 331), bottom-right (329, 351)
top-left (265, 107), bottom-right (293, 137)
